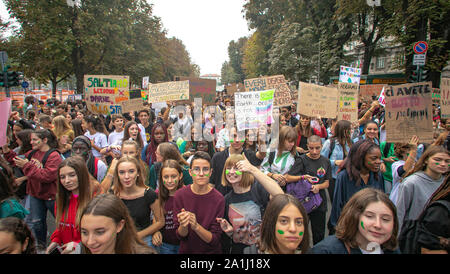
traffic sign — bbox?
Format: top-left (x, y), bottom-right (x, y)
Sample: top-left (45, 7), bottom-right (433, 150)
top-left (413, 54), bottom-right (426, 65)
top-left (22, 81), bottom-right (29, 89)
top-left (413, 41), bottom-right (428, 54)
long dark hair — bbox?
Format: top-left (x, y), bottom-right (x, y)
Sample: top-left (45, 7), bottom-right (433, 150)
top-left (158, 160), bottom-right (184, 207)
top-left (122, 121), bottom-right (144, 150)
top-left (146, 123), bottom-right (168, 165)
top-left (16, 129), bottom-right (33, 155)
top-left (84, 114), bottom-right (108, 136)
top-left (343, 140), bottom-right (381, 186)
top-left (71, 119), bottom-right (84, 137)
top-left (333, 120), bottom-right (352, 155)
top-left (33, 129), bottom-right (59, 149)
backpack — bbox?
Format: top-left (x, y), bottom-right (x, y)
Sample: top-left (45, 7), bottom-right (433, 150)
top-left (14, 149), bottom-right (60, 199)
top-left (328, 138), bottom-right (336, 159)
top-left (398, 200), bottom-right (450, 254)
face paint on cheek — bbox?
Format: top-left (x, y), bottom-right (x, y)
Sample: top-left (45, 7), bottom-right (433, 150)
top-left (367, 161), bottom-right (371, 165)
top-left (299, 231), bottom-right (304, 236)
top-left (225, 170), bottom-right (230, 175)
top-left (240, 139), bottom-right (245, 143)
top-left (361, 221), bottom-right (365, 230)
top-left (277, 229), bottom-right (285, 235)
top-left (235, 171), bottom-right (242, 175)
top-left (204, 173), bottom-right (210, 177)
top-left (435, 162), bottom-right (440, 165)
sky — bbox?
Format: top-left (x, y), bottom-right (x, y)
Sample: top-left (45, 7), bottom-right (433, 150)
top-left (0, 0), bottom-right (253, 76)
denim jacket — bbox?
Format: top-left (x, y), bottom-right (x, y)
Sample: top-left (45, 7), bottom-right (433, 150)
top-left (321, 139), bottom-right (350, 179)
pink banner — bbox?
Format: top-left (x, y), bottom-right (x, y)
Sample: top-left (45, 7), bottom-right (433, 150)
top-left (0, 98), bottom-right (12, 147)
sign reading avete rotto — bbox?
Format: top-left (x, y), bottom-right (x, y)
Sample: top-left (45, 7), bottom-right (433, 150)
top-left (84, 75), bottom-right (129, 115)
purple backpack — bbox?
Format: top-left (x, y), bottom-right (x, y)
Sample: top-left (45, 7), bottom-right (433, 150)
top-left (286, 179), bottom-right (323, 214)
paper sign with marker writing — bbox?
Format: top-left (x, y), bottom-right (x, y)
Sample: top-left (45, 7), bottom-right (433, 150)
top-left (441, 78), bottom-right (450, 119)
top-left (244, 75), bottom-right (292, 107)
top-left (385, 82), bottom-right (433, 143)
top-left (297, 82), bottom-right (338, 118)
top-left (234, 89), bottom-right (274, 131)
top-left (84, 75), bottom-right (129, 115)
top-left (0, 98), bottom-right (11, 147)
top-left (339, 66), bottom-right (361, 84)
top-left (148, 80), bottom-right (190, 103)
top-left (337, 82), bottom-right (359, 122)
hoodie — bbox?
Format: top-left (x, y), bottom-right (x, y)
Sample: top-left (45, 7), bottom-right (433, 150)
top-left (395, 171), bottom-right (444, 232)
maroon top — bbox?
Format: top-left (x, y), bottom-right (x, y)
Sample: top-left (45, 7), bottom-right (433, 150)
top-left (173, 185), bottom-right (225, 254)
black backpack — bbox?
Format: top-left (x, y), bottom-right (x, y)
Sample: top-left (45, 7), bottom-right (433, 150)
top-left (398, 200), bottom-right (450, 254)
top-left (14, 149), bottom-right (60, 199)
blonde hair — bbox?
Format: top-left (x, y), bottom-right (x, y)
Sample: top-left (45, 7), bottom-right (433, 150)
top-left (52, 115), bottom-right (72, 138)
top-left (221, 154), bottom-right (254, 188)
top-left (113, 156), bottom-right (147, 195)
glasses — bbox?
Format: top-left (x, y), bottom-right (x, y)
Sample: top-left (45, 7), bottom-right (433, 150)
top-left (191, 167), bottom-right (211, 175)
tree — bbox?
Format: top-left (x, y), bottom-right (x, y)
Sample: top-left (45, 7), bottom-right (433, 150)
top-left (220, 61), bottom-right (238, 85)
top-left (228, 37), bottom-right (248, 83)
top-left (242, 31), bottom-right (266, 78)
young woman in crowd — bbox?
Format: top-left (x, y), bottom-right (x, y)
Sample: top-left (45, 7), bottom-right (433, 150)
top-left (82, 115), bottom-right (108, 159)
top-left (310, 188), bottom-right (400, 254)
top-left (52, 115), bottom-right (75, 158)
top-left (329, 140), bottom-right (385, 232)
top-left (148, 142), bottom-right (192, 190)
top-left (260, 126), bottom-right (298, 190)
top-left (71, 119), bottom-right (84, 138)
top-left (111, 156), bottom-right (164, 247)
top-left (258, 194), bottom-right (310, 254)
top-left (6, 129), bottom-right (63, 248)
top-left (395, 145), bottom-right (450, 232)
top-left (389, 136), bottom-right (419, 204)
top-left (295, 115), bottom-right (327, 154)
top-left (79, 193), bottom-right (157, 254)
top-left (71, 136), bottom-right (108, 184)
top-left (145, 123), bottom-right (169, 166)
top-left (0, 217), bottom-right (36, 254)
top-left (122, 121), bottom-right (147, 155)
top-left (320, 120), bottom-right (352, 204)
top-left (46, 156), bottom-right (102, 254)
top-left (353, 120), bottom-right (380, 145)
top-left (151, 160), bottom-right (185, 254)
top-left (216, 154), bottom-right (284, 254)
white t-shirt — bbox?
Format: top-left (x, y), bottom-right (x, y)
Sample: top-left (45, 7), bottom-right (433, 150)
top-left (84, 131), bottom-right (108, 158)
top-left (108, 130), bottom-right (124, 146)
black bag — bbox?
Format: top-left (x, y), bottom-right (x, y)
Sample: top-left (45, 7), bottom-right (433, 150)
top-left (398, 200), bottom-right (450, 254)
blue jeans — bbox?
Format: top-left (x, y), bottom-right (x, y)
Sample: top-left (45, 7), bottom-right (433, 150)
top-left (159, 242), bottom-right (180, 254)
top-left (29, 196), bottom-right (55, 248)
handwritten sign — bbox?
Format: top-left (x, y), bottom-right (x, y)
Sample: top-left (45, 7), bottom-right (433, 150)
top-left (297, 82), bottom-right (338, 118)
top-left (385, 82), bottom-right (433, 143)
top-left (0, 98), bottom-right (11, 147)
top-left (224, 83), bottom-right (244, 96)
top-left (337, 82), bottom-right (359, 122)
top-left (176, 76), bottom-right (216, 105)
top-left (84, 75), bottom-right (129, 115)
top-left (234, 89), bottom-right (274, 131)
top-left (244, 75), bottom-right (292, 107)
top-left (378, 87), bottom-right (386, 107)
top-left (148, 80), bottom-right (189, 103)
top-left (339, 66), bottom-right (361, 84)
top-left (359, 84), bottom-right (386, 101)
top-left (441, 78), bottom-right (450, 119)
top-left (121, 89), bottom-right (144, 113)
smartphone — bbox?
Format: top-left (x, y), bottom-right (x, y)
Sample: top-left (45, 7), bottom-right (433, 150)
top-left (49, 245), bottom-right (62, 255)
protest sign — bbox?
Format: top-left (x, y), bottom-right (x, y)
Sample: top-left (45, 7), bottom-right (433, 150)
top-left (297, 82), bottom-right (338, 118)
top-left (148, 80), bottom-right (189, 103)
top-left (431, 88), bottom-right (440, 104)
top-left (385, 82), bottom-right (433, 143)
top-left (339, 66), bottom-right (361, 84)
top-left (176, 76), bottom-right (216, 104)
top-left (0, 98), bottom-right (11, 147)
top-left (244, 75), bottom-right (292, 107)
top-left (234, 89), bottom-right (274, 131)
top-left (121, 89), bottom-right (144, 113)
top-left (142, 76), bottom-right (149, 89)
top-left (337, 82), bottom-right (359, 122)
top-left (359, 84), bottom-right (386, 101)
top-left (224, 83), bottom-right (244, 96)
top-left (378, 87), bottom-right (386, 107)
top-left (441, 78), bottom-right (450, 119)
top-left (84, 75), bottom-right (129, 115)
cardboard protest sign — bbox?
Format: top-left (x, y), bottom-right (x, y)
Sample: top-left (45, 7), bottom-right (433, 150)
top-left (224, 83), bottom-right (244, 96)
top-left (0, 98), bottom-right (11, 147)
top-left (121, 89), bottom-right (145, 113)
top-left (359, 84), bottom-right (386, 101)
top-left (337, 82), bottom-right (359, 122)
top-left (385, 82), bottom-right (433, 143)
top-left (84, 75), bottom-right (129, 115)
top-left (297, 82), bottom-right (338, 118)
top-left (176, 76), bottom-right (216, 105)
top-left (244, 75), bottom-right (292, 107)
top-left (339, 66), bottom-right (361, 84)
top-left (148, 80), bottom-right (189, 103)
top-left (440, 78), bottom-right (450, 119)
top-left (234, 89), bottom-right (274, 131)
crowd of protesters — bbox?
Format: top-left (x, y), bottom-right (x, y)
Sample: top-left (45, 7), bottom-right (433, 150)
top-left (0, 91), bottom-right (448, 255)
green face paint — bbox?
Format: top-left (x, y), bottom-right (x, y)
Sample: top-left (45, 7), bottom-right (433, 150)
top-left (225, 170), bottom-right (230, 175)
top-left (205, 173), bottom-right (210, 177)
top-left (235, 171), bottom-right (243, 175)
top-left (361, 221), bottom-right (365, 230)
top-left (435, 162), bottom-right (440, 165)
top-left (240, 139), bottom-right (245, 143)
top-left (230, 139), bottom-right (234, 143)
top-left (367, 161), bottom-right (371, 165)
top-left (299, 231), bottom-right (304, 236)
top-left (192, 174), bottom-right (197, 177)
top-left (174, 179), bottom-right (177, 184)
top-left (277, 229), bottom-right (284, 235)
